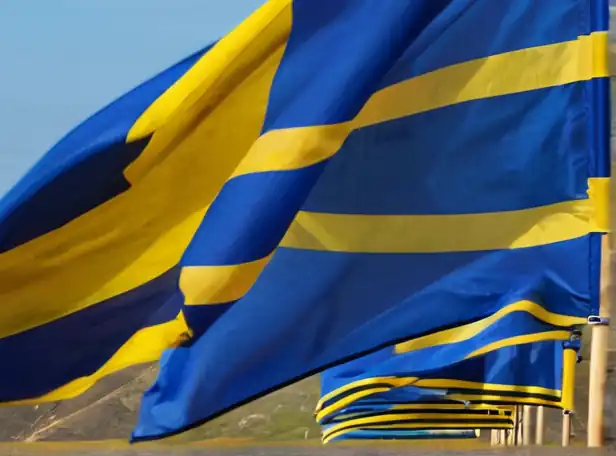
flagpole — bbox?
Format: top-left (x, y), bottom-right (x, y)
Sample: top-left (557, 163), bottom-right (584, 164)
top-left (516, 406), bottom-right (524, 445)
top-left (535, 406), bottom-right (544, 445)
top-left (587, 235), bottom-right (612, 448)
top-left (522, 405), bottom-right (532, 445)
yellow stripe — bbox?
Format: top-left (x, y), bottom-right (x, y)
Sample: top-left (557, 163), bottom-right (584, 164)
top-left (413, 379), bottom-right (561, 399)
top-left (316, 378), bottom-right (416, 423)
top-left (317, 324), bottom-right (569, 420)
top-left (560, 348), bottom-right (577, 411)
top-left (318, 391), bottom-right (511, 418)
top-left (0, 5), bottom-right (291, 340)
top-left (1, 31), bottom-right (604, 342)
top-left (179, 255), bottom-right (272, 305)
top-left (355, 32), bottom-right (608, 129)
top-left (317, 299), bottom-right (574, 411)
top-left (281, 178), bottom-right (606, 254)
top-left (332, 407), bottom-right (513, 423)
top-left (445, 393), bottom-right (562, 408)
top-left (323, 422), bottom-right (512, 444)
top-left (390, 403), bottom-right (514, 412)
top-left (394, 301), bottom-right (584, 354)
top-left (588, 177), bottom-right (610, 232)
top-left (3, 312), bottom-right (189, 405)
top-left (464, 331), bottom-right (570, 359)
top-left (318, 376), bottom-right (561, 424)
top-left (184, 35), bottom-right (610, 310)
top-left (323, 412), bottom-right (513, 440)
top-left (230, 123), bottom-right (352, 178)
top-left (125, 0), bottom-right (292, 145)
top-left (234, 32), bottom-right (609, 179)
top-left (316, 388), bottom-right (394, 424)
top-left (316, 376), bottom-right (413, 412)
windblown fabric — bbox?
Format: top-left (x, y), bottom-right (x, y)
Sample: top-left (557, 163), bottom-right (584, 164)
top-left (324, 428), bottom-right (480, 443)
top-left (132, 0), bottom-right (609, 440)
top-left (318, 338), bottom-right (580, 427)
top-left (320, 395), bottom-right (513, 444)
top-left (0, 0), bottom-right (609, 442)
top-left (316, 313), bottom-right (573, 424)
top-left (321, 407), bottom-right (512, 444)
top-left (0, 41), bottom-right (216, 404)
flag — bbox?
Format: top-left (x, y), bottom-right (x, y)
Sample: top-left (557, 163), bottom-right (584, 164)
top-left (320, 388), bottom-right (513, 444)
top-left (316, 313), bottom-right (573, 424)
top-left (318, 337), bottom-right (579, 443)
top-left (130, 0), bottom-right (608, 439)
top-left (407, 340), bottom-right (580, 409)
top-left (321, 407), bottom-right (511, 444)
top-left (325, 428), bottom-right (480, 442)
top-left (0, 0), bottom-right (608, 441)
top-left (0, 41), bottom-right (222, 403)
top-left (318, 338), bottom-right (580, 427)
top-left (326, 400), bottom-right (512, 425)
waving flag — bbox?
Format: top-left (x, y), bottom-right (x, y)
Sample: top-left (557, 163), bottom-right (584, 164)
top-left (321, 407), bottom-right (512, 444)
top-left (0, 41), bottom-right (218, 404)
top-left (407, 339), bottom-right (581, 409)
top-left (325, 428), bottom-right (480, 443)
top-left (319, 386), bottom-right (513, 444)
top-left (132, 0), bottom-right (608, 439)
top-left (318, 337), bottom-right (580, 429)
top-left (0, 0), bottom-right (608, 442)
top-left (315, 312), bottom-right (573, 423)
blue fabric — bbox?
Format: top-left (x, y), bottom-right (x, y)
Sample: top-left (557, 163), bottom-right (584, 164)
top-left (132, 0), bottom-right (608, 440)
top-left (328, 429), bottom-right (478, 441)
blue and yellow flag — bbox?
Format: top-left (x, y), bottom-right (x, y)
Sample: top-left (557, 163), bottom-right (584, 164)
top-left (319, 390), bottom-right (514, 444)
top-left (0, 0), bottom-right (609, 441)
top-left (318, 338), bottom-right (579, 428)
top-left (321, 408), bottom-right (512, 444)
top-left (317, 311), bottom-right (573, 422)
top-left (324, 428), bottom-right (480, 443)
top-left (325, 400), bottom-right (514, 425)
top-left (0, 40), bottom-right (218, 404)
top-left (131, 0), bottom-right (609, 440)
top-left (318, 337), bottom-right (579, 443)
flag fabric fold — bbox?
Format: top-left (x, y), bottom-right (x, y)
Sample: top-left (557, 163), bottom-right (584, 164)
top-left (321, 408), bottom-right (512, 444)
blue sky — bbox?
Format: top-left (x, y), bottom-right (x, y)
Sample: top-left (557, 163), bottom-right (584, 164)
top-left (0, 0), bottom-right (265, 196)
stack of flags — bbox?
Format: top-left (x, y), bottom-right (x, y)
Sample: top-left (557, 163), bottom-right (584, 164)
top-left (317, 337), bottom-right (580, 443)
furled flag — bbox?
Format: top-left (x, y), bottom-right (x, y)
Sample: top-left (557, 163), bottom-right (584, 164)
top-left (0, 0), bottom-right (608, 442)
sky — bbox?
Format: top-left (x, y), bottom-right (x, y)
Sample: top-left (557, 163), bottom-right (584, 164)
top-left (0, 0), bottom-right (266, 196)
